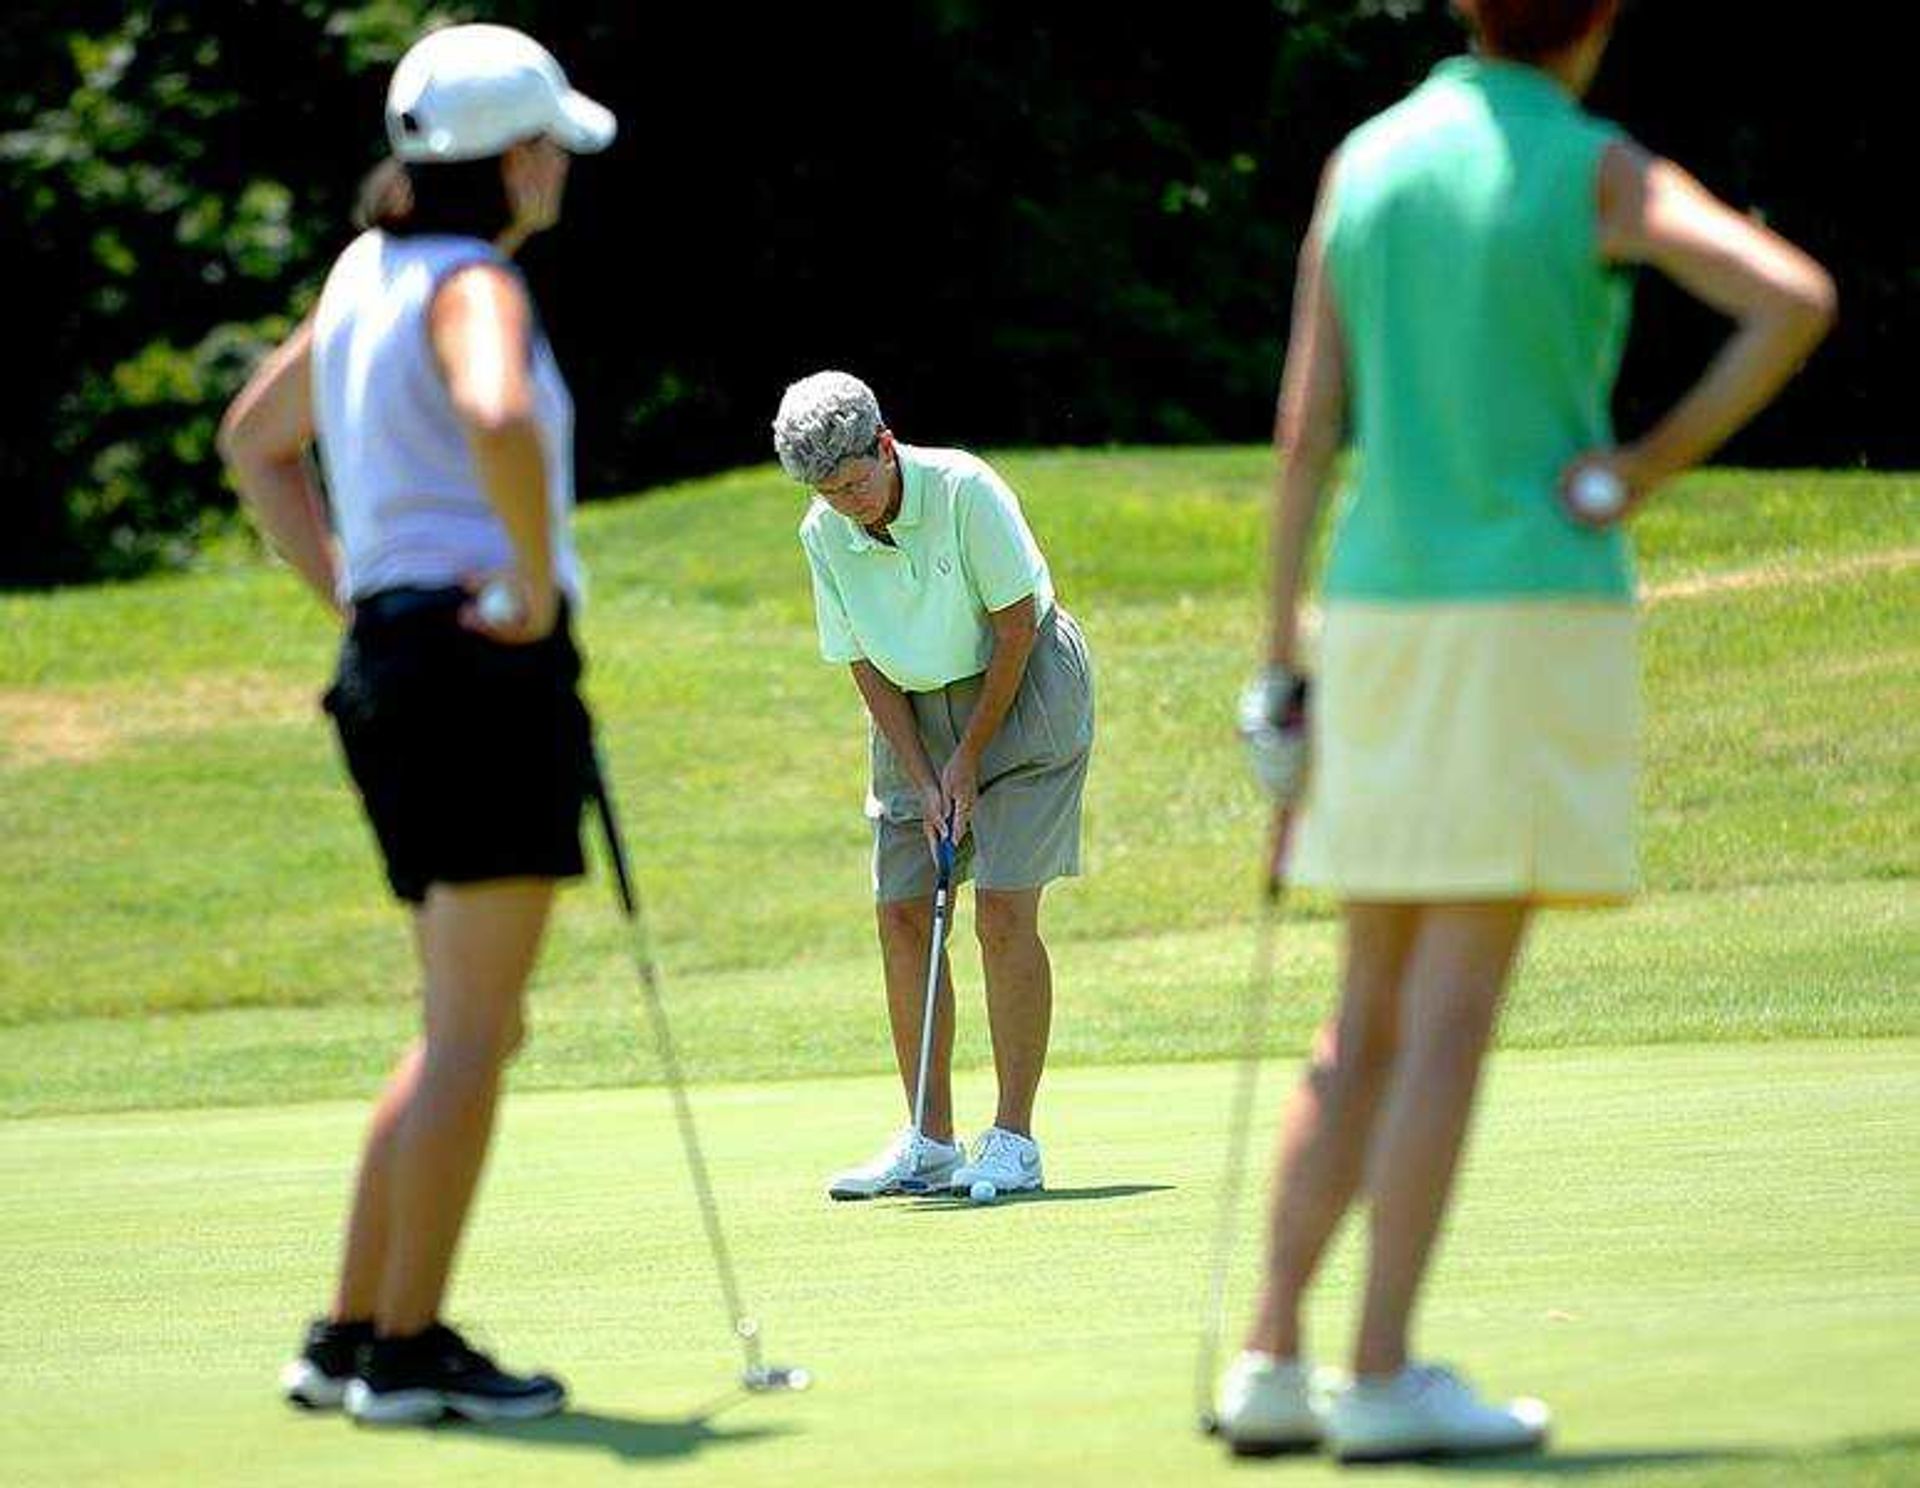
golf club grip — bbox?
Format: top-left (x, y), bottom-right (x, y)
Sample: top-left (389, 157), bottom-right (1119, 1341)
top-left (590, 748), bottom-right (637, 919)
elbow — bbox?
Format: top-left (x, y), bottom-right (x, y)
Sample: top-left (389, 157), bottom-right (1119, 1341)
top-left (456, 395), bottom-right (536, 441)
top-left (1776, 264), bottom-right (1838, 356)
top-left (1799, 267), bottom-right (1839, 343)
top-left (215, 399), bottom-right (251, 475)
top-left (1278, 427), bottom-right (1341, 483)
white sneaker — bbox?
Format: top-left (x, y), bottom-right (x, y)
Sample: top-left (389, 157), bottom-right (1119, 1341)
top-left (826, 1128), bottom-right (963, 1200)
top-left (949, 1127), bottom-right (1044, 1194)
top-left (1328, 1362), bottom-right (1549, 1462)
top-left (1213, 1351), bottom-right (1326, 1456)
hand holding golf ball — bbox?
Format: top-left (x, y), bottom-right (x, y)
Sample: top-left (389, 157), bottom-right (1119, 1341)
top-left (476, 578), bottom-right (524, 628)
top-left (463, 574), bottom-right (557, 642)
top-left (1559, 456), bottom-right (1632, 527)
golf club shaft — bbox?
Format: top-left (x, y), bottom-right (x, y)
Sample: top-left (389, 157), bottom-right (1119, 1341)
top-left (591, 754), bottom-right (763, 1376)
top-left (1195, 805), bottom-right (1294, 1427)
top-left (909, 867), bottom-right (951, 1147)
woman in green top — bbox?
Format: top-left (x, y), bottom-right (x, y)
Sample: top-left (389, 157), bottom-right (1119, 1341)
top-left (1218, 0), bottom-right (1833, 1461)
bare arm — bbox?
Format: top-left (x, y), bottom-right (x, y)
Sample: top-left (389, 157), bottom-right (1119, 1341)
top-left (1577, 143), bottom-right (1836, 517)
top-left (851, 660), bottom-right (950, 849)
top-left (1265, 168), bottom-right (1347, 670)
top-left (942, 594), bottom-right (1039, 845)
top-left (428, 263), bottom-right (557, 641)
top-left (217, 320), bottom-right (342, 616)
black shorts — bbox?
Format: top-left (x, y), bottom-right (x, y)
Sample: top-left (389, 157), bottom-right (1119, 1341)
top-left (323, 587), bottom-right (596, 904)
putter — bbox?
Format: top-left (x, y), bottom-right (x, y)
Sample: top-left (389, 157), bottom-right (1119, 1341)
top-left (1194, 805), bottom-right (1296, 1436)
top-left (590, 748), bottom-right (811, 1397)
top-left (896, 823), bottom-right (957, 1196)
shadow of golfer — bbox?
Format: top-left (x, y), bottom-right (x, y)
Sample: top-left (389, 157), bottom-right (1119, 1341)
top-left (1419, 1431), bottom-right (1920, 1477)
top-left (1414, 1446), bottom-right (1760, 1476)
top-left (458, 1404), bottom-right (792, 1463)
top-left (900, 1183), bottom-right (1174, 1211)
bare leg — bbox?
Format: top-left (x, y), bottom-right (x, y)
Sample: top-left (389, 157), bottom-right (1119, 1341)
top-left (1353, 901), bottom-right (1531, 1378)
top-left (331, 1038), bottom-right (424, 1321)
top-left (974, 886), bottom-right (1050, 1136)
top-left (374, 879), bottom-right (553, 1336)
top-left (1243, 903), bottom-right (1419, 1358)
top-left (877, 895), bottom-right (955, 1144)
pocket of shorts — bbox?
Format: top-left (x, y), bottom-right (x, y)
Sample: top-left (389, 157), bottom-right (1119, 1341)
top-left (868, 721), bottom-right (919, 820)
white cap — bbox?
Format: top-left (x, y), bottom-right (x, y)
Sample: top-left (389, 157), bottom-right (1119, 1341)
top-left (385, 24), bottom-right (617, 163)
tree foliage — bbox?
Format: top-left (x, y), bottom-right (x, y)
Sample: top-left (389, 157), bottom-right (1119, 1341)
top-left (1, 2), bottom-right (1904, 585)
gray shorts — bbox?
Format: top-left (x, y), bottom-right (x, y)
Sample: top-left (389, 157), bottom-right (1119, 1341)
top-left (870, 607), bottom-right (1095, 901)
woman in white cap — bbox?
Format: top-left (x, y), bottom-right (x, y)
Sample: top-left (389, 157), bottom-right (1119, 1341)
top-left (219, 24), bottom-right (615, 1426)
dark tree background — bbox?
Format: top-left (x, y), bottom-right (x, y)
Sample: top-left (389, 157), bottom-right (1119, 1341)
top-left (2, 1), bottom-right (1906, 585)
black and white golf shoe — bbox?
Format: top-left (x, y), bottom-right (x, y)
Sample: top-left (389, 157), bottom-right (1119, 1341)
top-left (281, 1317), bottom-right (373, 1410)
top-left (344, 1323), bottom-right (566, 1426)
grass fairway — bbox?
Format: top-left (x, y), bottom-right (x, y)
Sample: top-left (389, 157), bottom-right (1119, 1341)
top-left (2, 1046), bottom-right (1916, 1486)
top-left (2, 455), bottom-right (1916, 1482)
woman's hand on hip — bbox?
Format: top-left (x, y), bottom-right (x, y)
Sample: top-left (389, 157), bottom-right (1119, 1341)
top-left (1557, 449), bottom-right (1650, 530)
top-left (459, 570), bottom-right (559, 645)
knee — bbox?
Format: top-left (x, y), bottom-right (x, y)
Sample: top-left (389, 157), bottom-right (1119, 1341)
top-left (425, 1010), bottom-right (524, 1078)
top-left (973, 896), bottom-right (1037, 959)
top-left (876, 898), bottom-right (929, 948)
top-left (1310, 1015), bottom-right (1396, 1094)
top-left (1411, 989), bottom-right (1500, 1065)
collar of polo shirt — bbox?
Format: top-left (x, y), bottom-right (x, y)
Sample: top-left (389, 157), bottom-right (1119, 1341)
top-left (843, 446), bottom-right (927, 552)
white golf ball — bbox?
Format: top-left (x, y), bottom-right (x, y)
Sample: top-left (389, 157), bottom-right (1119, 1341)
top-left (969, 1179), bottom-right (998, 1205)
top-left (476, 580), bottom-right (522, 627)
top-left (1569, 466), bottom-right (1626, 519)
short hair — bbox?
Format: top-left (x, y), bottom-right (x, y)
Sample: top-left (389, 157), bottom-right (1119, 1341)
top-left (772, 371), bottom-right (885, 485)
top-left (1460, 0), bottom-right (1611, 60)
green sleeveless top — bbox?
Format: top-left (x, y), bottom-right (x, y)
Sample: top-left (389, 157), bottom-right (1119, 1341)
top-left (1321, 55), bottom-right (1635, 602)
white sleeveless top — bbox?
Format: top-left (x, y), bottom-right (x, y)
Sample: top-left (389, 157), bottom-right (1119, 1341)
top-left (311, 231), bottom-right (583, 603)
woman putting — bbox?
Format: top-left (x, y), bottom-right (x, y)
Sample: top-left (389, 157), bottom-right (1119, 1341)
top-left (773, 372), bottom-right (1095, 1202)
top-left (219, 24), bottom-right (615, 1425)
top-left (1219, 0), bottom-right (1833, 1461)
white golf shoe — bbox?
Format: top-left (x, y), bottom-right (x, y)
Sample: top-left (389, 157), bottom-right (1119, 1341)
top-left (826, 1128), bottom-right (963, 1200)
top-left (1212, 1351), bottom-right (1326, 1456)
top-left (1328, 1362), bottom-right (1549, 1462)
top-left (949, 1126), bottom-right (1044, 1195)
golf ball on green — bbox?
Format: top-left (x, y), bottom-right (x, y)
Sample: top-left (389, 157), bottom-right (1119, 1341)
top-left (969, 1179), bottom-right (998, 1205)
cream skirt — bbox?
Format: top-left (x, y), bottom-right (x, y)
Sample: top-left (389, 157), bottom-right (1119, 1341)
top-left (1292, 600), bottom-right (1639, 905)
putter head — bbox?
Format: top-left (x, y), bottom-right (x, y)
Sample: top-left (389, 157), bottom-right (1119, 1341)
top-left (1196, 1410), bottom-right (1220, 1437)
top-left (742, 1363), bottom-right (812, 1393)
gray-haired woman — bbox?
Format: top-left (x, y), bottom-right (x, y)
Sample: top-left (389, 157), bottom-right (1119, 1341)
top-left (773, 372), bottom-right (1096, 1202)
top-left (219, 24), bottom-right (614, 1426)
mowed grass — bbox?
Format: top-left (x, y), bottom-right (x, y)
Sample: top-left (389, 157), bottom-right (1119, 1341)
top-left (1, 456), bottom-right (1916, 1486)
top-left (0, 458), bottom-right (1914, 1107)
top-left (1, 1047), bottom-right (1916, 1487)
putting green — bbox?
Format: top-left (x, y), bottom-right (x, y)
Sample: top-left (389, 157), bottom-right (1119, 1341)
top-left (3, 1042), bottom-right (1915, 1485)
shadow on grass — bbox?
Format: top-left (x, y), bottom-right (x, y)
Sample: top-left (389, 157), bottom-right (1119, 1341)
top-left (898, 1183), bottom-right (1174, 1212)
top-left (457, 1402), bottom-right (794, 1463)
top-left (1408, 1430), bottom-right (1920, 1478)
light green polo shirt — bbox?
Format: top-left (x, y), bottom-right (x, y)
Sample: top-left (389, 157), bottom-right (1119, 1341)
top-left (1323, 54), bottom-right (1636, 602)
top-left (799, 443), bottom-right (1054, 692)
